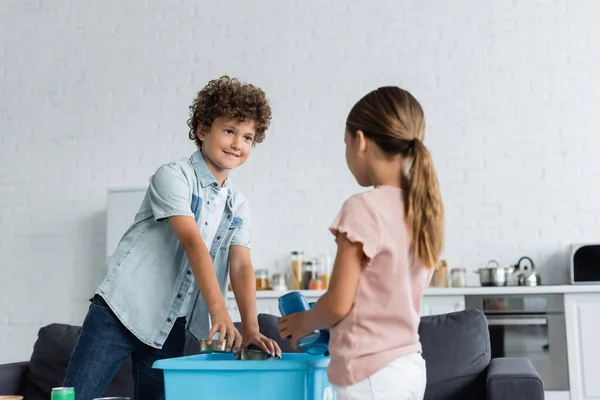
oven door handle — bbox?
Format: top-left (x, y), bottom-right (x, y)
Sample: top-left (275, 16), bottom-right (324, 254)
top-left (486, 317), bottom-right (548, 326)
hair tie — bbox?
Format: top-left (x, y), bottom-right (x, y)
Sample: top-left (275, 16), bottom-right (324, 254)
top-left (408, 138), bottom-right (418, 152)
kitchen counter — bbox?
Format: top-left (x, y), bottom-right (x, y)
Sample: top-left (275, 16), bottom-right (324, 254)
top-left (228, 284), bottom-right (600, 299)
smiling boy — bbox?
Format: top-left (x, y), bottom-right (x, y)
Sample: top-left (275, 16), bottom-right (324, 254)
top-left (63, 76), bottom-right (280, 400)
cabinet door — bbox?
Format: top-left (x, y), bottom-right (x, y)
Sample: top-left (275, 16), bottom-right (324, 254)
top-left (227, 298), bottom-right (280, 322)
top-left (256, 299), bottom-right (279, 316)
top-left (565, 293), bottom-right (600, 400)
top-left (226, 302), bottom-right (241, 323)
top-left (421, 296), bottom-right (465, 316)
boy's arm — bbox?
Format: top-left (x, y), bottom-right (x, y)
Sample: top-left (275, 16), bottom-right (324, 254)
top-left (147, 163), bottom-right (241, 351)
top-left (228, 245), bottom-right (259, 332)
top-left (229, 246), bottom-right (281, 357)
top-left (169, 216), bottom-right (242, 351)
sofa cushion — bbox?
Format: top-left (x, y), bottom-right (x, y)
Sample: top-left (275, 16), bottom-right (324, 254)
top-left (21, 323), bottom-right (133, 400)
top-left (419, 308), bottom-right (491, 400)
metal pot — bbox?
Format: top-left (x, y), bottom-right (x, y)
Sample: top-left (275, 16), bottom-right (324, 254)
top-left (474, 260), bottom-right (513, 286)
top-left (514, 256), bottom-right (541, 286)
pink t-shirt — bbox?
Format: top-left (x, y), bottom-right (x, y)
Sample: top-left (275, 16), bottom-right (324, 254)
top-left (327, 185), bottom-right (434, 387)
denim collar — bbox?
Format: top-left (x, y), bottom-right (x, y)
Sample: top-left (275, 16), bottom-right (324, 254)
top-left (190, 150), bottom-right (235, 206)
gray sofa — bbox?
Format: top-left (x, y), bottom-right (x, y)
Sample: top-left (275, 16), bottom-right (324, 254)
top-left (0, 309), bottom-right (543, 400)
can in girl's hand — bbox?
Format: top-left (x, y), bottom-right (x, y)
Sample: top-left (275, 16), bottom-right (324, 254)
top-left (51, 387), bottom-right (75, 400)
top-left (278, 291), bottom-right (312, 316)
top-left (278, 292), bottom-right (329, 355)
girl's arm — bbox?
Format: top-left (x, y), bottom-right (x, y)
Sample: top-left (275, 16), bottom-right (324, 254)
top-left (303, 231), bottom-right (365, 331)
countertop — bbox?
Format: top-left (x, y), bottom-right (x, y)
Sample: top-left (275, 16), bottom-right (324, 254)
top-left (227, 284), bottom-right (600, 299)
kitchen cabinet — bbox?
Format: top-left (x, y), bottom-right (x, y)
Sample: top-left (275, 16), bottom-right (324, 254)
top-left (565, 293), bottom-right (600, 400)
top-left (421, 295), bottom-right (465, 316)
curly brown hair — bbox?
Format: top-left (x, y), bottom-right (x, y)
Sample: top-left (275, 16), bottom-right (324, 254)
top-left (187, 76), bottom-right (272, 148)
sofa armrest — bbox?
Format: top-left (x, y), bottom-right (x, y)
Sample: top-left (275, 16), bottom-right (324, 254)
top-left (0, 361), bottom-right (28, 395)
top-left (486, 357), bottom-right (544, 400)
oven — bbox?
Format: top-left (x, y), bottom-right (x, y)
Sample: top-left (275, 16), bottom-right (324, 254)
top-left (465, 294), bottom-right (569, 390)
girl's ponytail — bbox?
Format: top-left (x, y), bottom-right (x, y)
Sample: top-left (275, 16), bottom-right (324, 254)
top-left (406, 139), bottom-right (444, 268)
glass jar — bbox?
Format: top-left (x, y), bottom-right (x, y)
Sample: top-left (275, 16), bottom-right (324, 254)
top-left (451, 268), bottom-right (467, 287)
top-left (309, 274), bottom-right (324, 290)
top-left (317, 253), bottom-right (332, 289)
top-left (291, 251), bottom-right (304, 290)
top-left (255, 269), bottom-right (270, 291)
top-left (302, 260), bottom-right (318, 290)
top-left (271, 273), bottom-right (288, 291)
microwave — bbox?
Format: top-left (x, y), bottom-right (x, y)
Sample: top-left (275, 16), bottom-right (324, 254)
top-left (570, 243), bottom-right (600, 284)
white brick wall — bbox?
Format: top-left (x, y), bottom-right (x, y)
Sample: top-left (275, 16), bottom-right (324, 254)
top-left (1, 0), bottom-right (599, 363)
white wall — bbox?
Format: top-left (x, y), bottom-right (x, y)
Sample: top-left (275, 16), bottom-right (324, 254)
top-left (1, 0), bottom-right (599, 363)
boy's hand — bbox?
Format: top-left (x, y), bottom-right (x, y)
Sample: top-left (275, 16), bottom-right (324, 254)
top-left (278, 312), bottom-right (314, 350)
top-left (242, 329), bottom-right (282, 358)
top-left (208, 311), bottom-right (243, 352)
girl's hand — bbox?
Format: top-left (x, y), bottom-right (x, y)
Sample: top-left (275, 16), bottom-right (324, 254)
top-left (278, 312), bottom-right (314, 349)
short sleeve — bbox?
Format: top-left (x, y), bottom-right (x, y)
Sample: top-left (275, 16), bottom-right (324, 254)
top-left (329, 195), bottom-right (380, 259)
top-left (148, 164), bottom-right (194, 222)
top-left (231, 199), bottom-right (251, 248)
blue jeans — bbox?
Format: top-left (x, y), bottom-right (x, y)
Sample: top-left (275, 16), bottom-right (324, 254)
top-left (63, 295), bottom-right (185, 400)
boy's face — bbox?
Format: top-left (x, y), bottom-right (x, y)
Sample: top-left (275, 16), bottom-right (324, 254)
top-left (197, 116), bottom-right (256, 177)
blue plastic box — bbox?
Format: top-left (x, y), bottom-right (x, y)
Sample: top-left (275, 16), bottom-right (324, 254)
top-left (153, 353), bottom-right (336, 400)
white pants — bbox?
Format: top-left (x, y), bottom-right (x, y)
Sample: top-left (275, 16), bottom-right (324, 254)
top-left (333, 352), bottom-right (427, 400)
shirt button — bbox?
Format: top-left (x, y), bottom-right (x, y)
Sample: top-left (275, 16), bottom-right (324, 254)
top-left (205, 222), bottom-right (208, 225)
top-left (213, 183), bottom-right (218, 187)
top-left (177, 294), bottom-right (182, 298)
top-left (207, 201), bottom-right (210, 205)
top-left (167, 318), bottom-right (172, 323)
top-left (227, 215), bottom-right (231, 219)
top-left (217, 236), bottom-right (221, 240)
top-left (187, 270), bottom-right (192, 275)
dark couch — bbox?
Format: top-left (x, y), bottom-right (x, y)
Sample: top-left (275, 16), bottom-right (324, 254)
top-left (0, 309), bottom-right (543, 400)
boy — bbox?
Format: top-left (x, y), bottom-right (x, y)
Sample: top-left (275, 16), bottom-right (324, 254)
top-left (63, 76), bottom-right (281, 400)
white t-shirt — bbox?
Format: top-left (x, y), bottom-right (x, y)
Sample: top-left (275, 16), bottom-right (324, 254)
top-left (178, 186), bottom-right (229, 317)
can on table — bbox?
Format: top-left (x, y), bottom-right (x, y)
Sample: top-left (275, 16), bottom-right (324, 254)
top-left (51, 387), bottom-right (75, 400)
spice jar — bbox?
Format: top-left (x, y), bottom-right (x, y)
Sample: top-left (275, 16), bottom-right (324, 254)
top-left (271, 273), bottom-right (288, 291)
top-left (309, 274), bottom-right (324, 290)
top-left (451, 268), bottom-right (467, 287)
top-left (318, 253), bottom-right (332, 289)
top-left (302, 260), bottom-right (318, 290)
top-left (430, 259), bottom-right (449, 287)
top-left (291, 251), bottom-right (304, 290)
top-left (255, 269), bottom-right (270, 291)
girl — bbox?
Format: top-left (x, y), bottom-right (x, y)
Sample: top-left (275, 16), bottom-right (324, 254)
top-left (278, 86), bottom-right (444, 400)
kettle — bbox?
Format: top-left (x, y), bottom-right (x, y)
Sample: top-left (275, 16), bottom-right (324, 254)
top-left (514, 256), bottom-right (541, 286)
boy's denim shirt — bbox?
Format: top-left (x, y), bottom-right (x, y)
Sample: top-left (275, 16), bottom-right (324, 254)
top-left (96, 150), bottom-right (251, 349)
